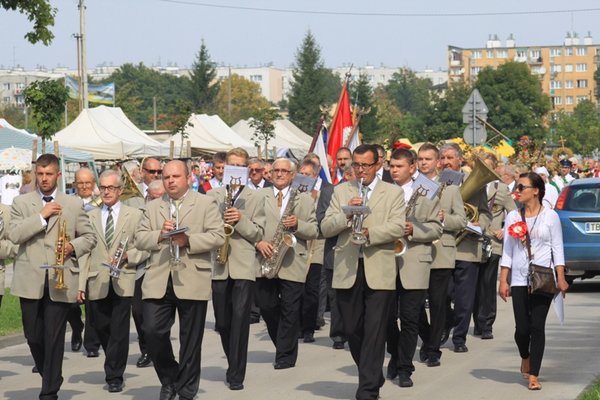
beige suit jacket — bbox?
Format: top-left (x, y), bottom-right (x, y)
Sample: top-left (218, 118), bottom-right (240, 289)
top-left (208, 187), bottom-right (264, 281)
top-left (430, 185), bottom-right (467, 269)
top-left (79, 204), bottom-right (150, 299)
top-left (0, 203), bottom-right (18, 292)
top-left (455, 174), bottom-right (492, 263)
top-left (397, 195), bottom-right (442, 289)
top-left (9, 191), bottom-right (96, 302)
top-left (486, 181), bottom-right (516, 255)
top-left (256, 187), bottom-right (318, 283)
top-left (135, 191), bottom-right (225, 301)
top-left (307, 190), bottom-right (326, 266)
top-left (321, 180), bottom-right (405, 291)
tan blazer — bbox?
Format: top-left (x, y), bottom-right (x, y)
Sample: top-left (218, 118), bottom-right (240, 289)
top-left (9, 191), bottom-right (96, 302)
top-left (430, 184), bottom-right (467, 269)
top-left (321, 180), bottom-right (405, 291)
top-left (455, 175), bottom-right (492, 263)
top-left (486, 181), bottom-right (516, 255)
top-left (135, 191), bottom-right (225, 301)
top-left (208, 187), bottom-right (265, 281)
top-left (397, 196), bottom-right (442, 289)
top-left (256, 187), bottom-right (318, 283)
top-left (307, 189), bottom-right (326, 266)
top-left (1, 203), bottom-right (18, 292)
top-left (79, 204), bottom-right (149, 299)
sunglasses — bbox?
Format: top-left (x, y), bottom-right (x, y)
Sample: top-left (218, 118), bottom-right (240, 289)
top-left (143, 168), bottom-right (162, 175)
top-left (516, 184), bottom-right (534, 191)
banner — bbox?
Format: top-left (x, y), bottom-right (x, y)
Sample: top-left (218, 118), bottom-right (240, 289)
top-left (314, 127), bottom-right (332, 184)
top-left (327, 80), bottom-right (353, 184)
top-left (65, 76), bottom-right (115, 105)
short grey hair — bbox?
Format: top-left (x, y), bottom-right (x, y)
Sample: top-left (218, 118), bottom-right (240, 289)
top-left (440, 143), bottom-right (462, 159)
top-left (273, 157), bottom-right (297, 173)
top-left (248, 158), bottom-right (265, 167)
top-left (99, 169), bottom-right (123, 186)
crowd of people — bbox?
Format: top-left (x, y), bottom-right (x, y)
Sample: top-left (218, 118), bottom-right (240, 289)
top-left (0, 140), bottom-right (576, 400)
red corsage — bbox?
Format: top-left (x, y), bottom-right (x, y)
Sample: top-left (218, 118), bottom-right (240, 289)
top-left (508, 221), bottom-right (527, 246)
top-left (511, 191), bottom-right (520, 201)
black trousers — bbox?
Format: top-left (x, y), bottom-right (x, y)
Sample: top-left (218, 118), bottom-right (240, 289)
top-left (337, 261), bottom-right (395, 400)
top-left (473, 254), bottom-right (500, 334)
top-left (256, 277), bottom-right (303, 365)
top-left (88, 282), bottom-right (132, 385)
top-left (323, 267), bottom-right (346, 343)
top-left (301, 263), bottom-right (322, 334)
top-left (418, 268), bottom-right (452, 359)
top-left (387, 279), bottom-right (427, 375)
top-left (66, 288), bottom-right (100, 353)
top-left (142, 277), bottom-right (208, 399)
top-left (212, 278), bottom-right (253, 385)
top-left (131, 275), bottom-right (147, 354)
top-left (511, 286), bottom-right (552, 376)
top-left (20, 279), bottom-right (71, 400)
top-left (317, 263), bottom-right (328, 321)
top-left (450, 260), bottom-right (479, 346)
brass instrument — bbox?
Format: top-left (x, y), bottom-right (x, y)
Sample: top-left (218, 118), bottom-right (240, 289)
top-left (53, 218), bottom-right (70, 289)
top-left (168, 199), bottom-right (186, 271)
top-left (0, 209), bottom-right (4, 234)
top-left (216, 177), bottom-right (243, 265)
top-left (102, 237), bottom-right (129, 278)
top-left (260, 187), bottom-right (298, 279)
top-left (455, 157), bottom-right (500, 246)
top-left (89, 168), bottom-right (144, 208)
top-left (394, 185), bottom-right (428, 257)
top-left (350, 178), bottom-right (369, 245)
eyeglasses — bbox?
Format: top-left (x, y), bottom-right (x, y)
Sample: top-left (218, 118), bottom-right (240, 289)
top-left (273, 168), bottom-right (292, 174)
top-left (351, 162), bottom-right (376, 170)
top-left (143, 168), bottom-right (162, 175)
top-left (516, 184), bottom-right (534, 191)
top-left (249, 168), bottom-right (264, 173)
top-left (99, 185), bottom-right (122, 192)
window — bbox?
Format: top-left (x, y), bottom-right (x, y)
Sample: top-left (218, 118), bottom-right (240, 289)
top-left (565, 64), bottom-right (573, 72)
top-left (565, 47), bottom-right (573, 56)
top-left (15, 95), bottom-right (24, 105)
top-left (487, 50), bottom-right (494, 59)
top-left (16, 82), bottom-right (25, 89)
top-left (553, 96), bottom-right (562, 105)
top-left (576, 47), bottom-right (587, 56)
top-left (497, 49), bottom-right (508, 58)
top-left (249, 75), bottom-right (263, 82)
top-left (472, 50), bottom-right (482, 59)
top-left (577, 95), bottom-right (588, 103)
top-left (530, 50), bottom-right (541, 59)
top-left (577, 79), bottom-right (588, 88)
top-left (551, 64), bottom-right (562, 73)
top-left (565, 80), bottom-right (574, 88)
top-left (2, 83), bottom-right (10, 90)
top-left (550, 48), bottom-right (562, 57)
top-left (566, 96), bottom-right (574, 104)
top-left (2, 96), bottom-right (10, 103)
top-left (471, 67), bottom-right (481, 76)
top-left (576, 63), bottom-right (588, 72)
top-left (550, 80), bottom-right (562, 89)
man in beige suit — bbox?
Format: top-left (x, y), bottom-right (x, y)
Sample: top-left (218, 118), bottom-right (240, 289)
top-left (208, 148), bottom-right (265, 390)
top-left (321, 144), bottom-right (405, 400)
top-left (416, 143), bottom-right (467, 367)
top-left (9, 154), bottom-right (96, 400)
top-left (77, 170), bottom-right (149, 393)
top-left (135, 160), bottom-right (224, 400)
top-left (0, 203), bottom-right (18, 307)
top-left (254, 158), bottom-right (318, 370)
top-left (386, 148), bottom-right (442, 387)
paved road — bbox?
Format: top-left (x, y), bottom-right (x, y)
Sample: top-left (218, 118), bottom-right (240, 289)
top-left (1, 279), bottom-right (599, 400)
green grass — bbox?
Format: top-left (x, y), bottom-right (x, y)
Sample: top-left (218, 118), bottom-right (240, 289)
top-left (0, 289), bottom-right (22, 336)
top-left (579, 378), bottom-right (600, 400)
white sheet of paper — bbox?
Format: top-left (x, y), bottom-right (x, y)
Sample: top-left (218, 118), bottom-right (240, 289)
top-left (552, 293), bottom-right (565, 324)
top-left (466, 222), bottom-right (483, 235)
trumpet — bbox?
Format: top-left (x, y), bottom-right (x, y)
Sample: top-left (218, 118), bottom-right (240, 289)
top-left (350, 178), bottom-right (369, 245)
top-left (53, 218), bottom-right (69, 289)
top-left (102, 237), bottom-right (129, 278)
top-left (168, 199), bottom-right (186, 271)
top-left (216, 177), bottom-right (243, 265)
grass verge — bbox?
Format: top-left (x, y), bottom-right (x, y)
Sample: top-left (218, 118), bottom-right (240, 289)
top-left (0, 288), bottom-right (22, 336)
top-left (579, 377), bottom-right (600, 400)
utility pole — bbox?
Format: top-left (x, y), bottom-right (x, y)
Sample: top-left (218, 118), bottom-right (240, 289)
top-left (153, 96), bottom-right (157, 133)
top-left (79, 0), bottom-right (89, 109)
top-left (73, 33), bottom-right (83, 111)
top-left (228, 66), bottom-right (232, 120)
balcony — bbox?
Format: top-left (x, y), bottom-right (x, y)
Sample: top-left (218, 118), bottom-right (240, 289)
top-left (528, 57), bottom-right (543, 65)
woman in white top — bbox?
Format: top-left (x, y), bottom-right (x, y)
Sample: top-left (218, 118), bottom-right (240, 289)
top-left (498, 172), bottom-right (569, 391)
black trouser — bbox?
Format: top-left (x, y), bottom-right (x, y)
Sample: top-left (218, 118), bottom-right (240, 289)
top-left (66, 303), bottom-right (83, 343)
top-left (142, 277), bottom-right (208, 400)
top-left (256, 277), bottom-right (303, 365)
top-left (418, 269), bottom-right (452, 359)
top-left (212, 278), bottom-right (253, 385)
top-left (301, 263), bottom-right (322, 334)
top-left (450, 260), bottom-right (479, 346)
top-left (323, 267), bottom-right (346, 343)
top-left (20, 279), bottom-right (71, 400)
top-left (511, 286), bottom-right (552, 377)
top-left (88, 282), bottom-right (132, 385)
top-left (473, 254), bottom-right (500, 334)
top-left (131, 275), bottom-right (147, 354)
top-left (83, 298), bottom-right (101, 352)
top-left (387, 279), bottom-right (427, 375)
top-left (317, 263), bottom-right (329, 321)
top-left (337, 261), bottom-right (395, 400)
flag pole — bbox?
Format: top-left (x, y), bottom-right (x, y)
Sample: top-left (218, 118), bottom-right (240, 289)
top-left (327, 68), bottom-right (352, 148)
top-left (307, 113), bottom-right (325, 153)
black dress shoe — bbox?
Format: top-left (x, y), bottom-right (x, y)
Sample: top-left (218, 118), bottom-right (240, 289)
top-left (440, 328), bottom-right (450, 346)
top-left (87, 350), bottom-right (100, 358)
top-left (71, 332), bottom-right (83, 352)
top-left (386, 368), bottom-right (398, 380)
top-left (427, 355), bottom-right (441, 367)
top-left (303, 332), bottom-right (315, 343)
top-left (229, 382), bottom-right (244, 390)
top-left (159, 384), bottom-right (176, 400)
top-left (249, 315), bottom-right (260, 324)
top-left (454, 344), bottom-right (469, 353)
top-left (332, 341), bottom-right (345, 350)
top-left (418, 348), bottom-right (428, 363)
top-left (32, 365), bottom-right (38, 373)
top-left (136, 353), bottom-right (152, 368)
top-left (107, 382), bottom-right (123, 393)
top-left (398, 372), bottom-right (413, 388)
top-left (273, 361), bottom-right (295, 370)
top-left (481, 332), bottom-right (494, 340)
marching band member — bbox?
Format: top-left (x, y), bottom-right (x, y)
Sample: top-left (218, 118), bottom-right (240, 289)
top-left (247, 158), bottom-right (272, 190)
top-left (321, 144), bottom-right (405, 400)
top-left (135, 160), bottom-right (224, 400)
top-left (77, 170), bottom-right (150, 392)
top-left (208, 148), bottom-right (265, 390)
top-left (202, 152), bottom-right (226, 192)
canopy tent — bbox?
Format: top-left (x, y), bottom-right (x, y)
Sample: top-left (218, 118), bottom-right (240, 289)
top-left (231, 119), bottom-right (311, 159)
top-left (167, 114), bottom-right (255, 156)
top-left (53, 106), bottom-right (170, 159)
top-left (0, 118), bottom-right (32, 135)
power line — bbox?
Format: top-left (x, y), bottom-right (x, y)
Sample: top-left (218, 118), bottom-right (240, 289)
top-left (159, 0), bottom-right (600, 18)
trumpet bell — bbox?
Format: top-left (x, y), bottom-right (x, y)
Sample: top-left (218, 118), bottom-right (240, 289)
top-left (350, 233), bottom-right (368, 245)
top-left (394, 238), bottom-right (407, 257)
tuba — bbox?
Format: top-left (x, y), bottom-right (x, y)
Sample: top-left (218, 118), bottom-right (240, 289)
top-left (102, 237), bottom-right (129, 278)
top-left (53, 218), bottom-right (70, 289)
top-left (216, 177), bottom-right (243, 265)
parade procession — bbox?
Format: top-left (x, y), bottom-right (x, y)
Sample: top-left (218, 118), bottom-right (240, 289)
top-left (2, 2), bottom-right (600, 400)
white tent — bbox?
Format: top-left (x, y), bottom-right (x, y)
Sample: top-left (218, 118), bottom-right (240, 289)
top-left (53, 106), bottom-right (170, 159)
top-left (231, 119), bottom-right (311, 159)
top-left (167, 114), bottom-right (255, 155)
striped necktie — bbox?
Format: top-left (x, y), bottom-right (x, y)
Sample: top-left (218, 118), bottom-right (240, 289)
top-left (105, 206), bottom-right (114, 248)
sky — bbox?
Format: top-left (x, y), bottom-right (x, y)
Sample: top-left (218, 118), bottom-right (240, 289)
top-left (1, 0), bottom-right (600, 72)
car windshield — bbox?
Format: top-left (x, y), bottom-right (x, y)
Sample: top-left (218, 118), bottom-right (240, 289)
top-left (563, 185), bottom-right (600, 212)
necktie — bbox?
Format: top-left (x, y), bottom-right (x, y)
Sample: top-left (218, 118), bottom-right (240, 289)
top-left (42, 196), bottom-right (53, 203)
top-left (276, 191), bottom-right (283, 208)
top-left (105, 207), bottom-right (114, 248)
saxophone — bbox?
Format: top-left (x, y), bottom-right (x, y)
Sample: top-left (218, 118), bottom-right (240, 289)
top-left (216, 179), bottom-right (241, 265)
top-left (260, 187), bottom-right (298, 279)
top-left (102, 237), bottom-right (129, 278)
top-left (54, 218), bottom-right (70, 289)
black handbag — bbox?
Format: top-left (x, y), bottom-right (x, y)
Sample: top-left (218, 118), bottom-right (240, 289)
top-left (520, 208), bottom-right (558, 298)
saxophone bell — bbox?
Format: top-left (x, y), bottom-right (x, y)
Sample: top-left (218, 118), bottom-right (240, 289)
top-left (394, 238), bottom-right (407, 257)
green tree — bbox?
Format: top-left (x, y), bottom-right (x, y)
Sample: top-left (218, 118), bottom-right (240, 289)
top-left (554, 100), bottom-right (600, 155)
top-left (189, 40), bottom-right (219, 113)
top-left (371, 88), bottom-right (404, 143)
top-left (350, 73), bottom-right (378, 143)
top-left (474, 62), bottom-right (551, 141)
top-left (168, 99), bottom-right (194, 157)
top-left (23, 79), bottom-right (68, 150)
top-left (594, 68), bottom-right (600, 102)
top-left (1, 0), bottom-right (56, 45)
top-left (214, 74), bottom-right (271, 125)
top-left (385, 68), bottom-right (433, 123)
top-left (424, 81), bottom-right (472, 143)
top-left (249, 107), bottom-right (280, 159)
top-left (0, 104), bottom-right (27, 128)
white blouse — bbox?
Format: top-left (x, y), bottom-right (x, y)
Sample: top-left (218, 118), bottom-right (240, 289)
top-left (500, 207), bottom-right (565, 287)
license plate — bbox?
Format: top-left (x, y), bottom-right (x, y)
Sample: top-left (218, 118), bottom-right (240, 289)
top-left (584, 222), bottom-right (600, 233)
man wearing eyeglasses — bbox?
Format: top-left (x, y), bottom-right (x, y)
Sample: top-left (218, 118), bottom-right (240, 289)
top-left (77, 170), bottom-right (149, 393)
top-left (246, 158), bottom-right (272, 190)
top-left (254, 158), bottom-right (318, 371)
top-left (141, 158), bottom-right (163, 198)
top-left (321, 144), bottom-right (405, 400)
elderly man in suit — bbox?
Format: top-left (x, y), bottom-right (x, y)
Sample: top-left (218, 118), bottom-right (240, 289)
top-left (135, 160), bottom-right (224, 400)
top-left (9, 153), bottom-right (96, 400)
top-left (416, 143), bottom-right (467, 367)
top-left (254, 158), bottom-right (318, 370)
top-left (208, 148), bottom-right (265, 390)
top-left (386, 148), bottom-right (442, 387)
top-left (0, 203), bottom-right (18, 307)
top-left (322, 144), bottom-right (405, 400)
top-left (77, 170), bottom-right (150, 393)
